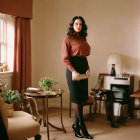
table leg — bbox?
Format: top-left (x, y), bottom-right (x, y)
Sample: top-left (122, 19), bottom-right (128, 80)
top-left (47, 95), bottom-right (66, 133)
top-left (93, 100), bottom-right (96, 118)
top-left (42, 98), bottom-right (50, 140)
top-left (130, 98), bottom-right (135, 119)
top-left (60, 94), bottom-right (66, 133)
top-left (46, 97), bottom-right (50, 140)
top-left (94, 99), bottom-right (97, 116)
top-left (42, 98), bottom-right (45, 126)
top-left (99, 100), bottom-right (101, 114)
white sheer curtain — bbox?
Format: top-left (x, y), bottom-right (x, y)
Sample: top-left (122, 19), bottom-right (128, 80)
top-left (6, 15), bottom-right (14, 71)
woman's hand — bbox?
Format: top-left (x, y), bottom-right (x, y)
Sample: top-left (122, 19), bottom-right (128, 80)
top-left (86, 68), bottom-right (90, 77)
top-left (72, 71), bottom-right (80, 81)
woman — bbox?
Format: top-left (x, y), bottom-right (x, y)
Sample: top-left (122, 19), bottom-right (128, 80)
top-left (62, 16), bottom-right (93, 139)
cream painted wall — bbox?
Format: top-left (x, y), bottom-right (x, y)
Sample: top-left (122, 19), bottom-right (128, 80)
top-left (31, 0), bottom-right (140, 108)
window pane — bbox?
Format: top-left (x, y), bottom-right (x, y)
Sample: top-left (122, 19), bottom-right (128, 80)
top-left (0, 19), bottom-right (3, 41)
top-left (0, 20), bottom-right (1, 40)
top-left (0, 44), bottom-right (6, 63)
top-left (0, 44), bottom-right (1, 63)
top-left (0, 17), bottom-right (5, 64)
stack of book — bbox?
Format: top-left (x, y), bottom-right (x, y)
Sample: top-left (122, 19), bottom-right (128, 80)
top-left (26, 87), bottom-right (43, 93)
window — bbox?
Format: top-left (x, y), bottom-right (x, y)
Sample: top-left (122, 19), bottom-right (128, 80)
top-left (0, 14), bottom-right (6, 63)
top-left (0, 13), bottom-right (14, 72)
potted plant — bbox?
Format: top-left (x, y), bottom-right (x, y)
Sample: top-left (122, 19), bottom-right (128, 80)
top-left (1, 90), bottom-right (24, 107)
top-left (1, 90), bottom-right (24, 117)
top-left (39, 77), bottom-right (55, 91)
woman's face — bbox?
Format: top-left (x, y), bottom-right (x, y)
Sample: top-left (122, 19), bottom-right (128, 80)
top-left (73, 19), bottom-right (82, 32)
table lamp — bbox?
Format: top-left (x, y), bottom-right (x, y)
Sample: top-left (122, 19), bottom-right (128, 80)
top-left (107, 53), bottom-right (121, 76)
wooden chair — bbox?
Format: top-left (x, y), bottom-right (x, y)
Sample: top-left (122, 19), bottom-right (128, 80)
top-left (90, 73), bottom-right (109, 115)
top-left (130, 80), bottom-right (140, 118)
top-left (90, 89), bottom-right (107, 115)
top-left (14, 96), bottom-right (42, 124)
top-left (69, 94), bottom-right (95, 118)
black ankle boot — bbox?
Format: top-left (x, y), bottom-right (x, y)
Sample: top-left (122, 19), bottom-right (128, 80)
top-left (83, 132), bottom-right (93, 139)
top-left (80, 126), bottom-right (93, 139)
top-left (72, 124), bottom-right (84, 138)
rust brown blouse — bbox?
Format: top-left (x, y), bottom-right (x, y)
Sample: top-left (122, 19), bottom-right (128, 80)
top-left (61, 35), bottom-right (91, 72)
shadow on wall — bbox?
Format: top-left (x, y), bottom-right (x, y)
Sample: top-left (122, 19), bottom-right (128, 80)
top-left (121, 54), bottom-right (140, 91)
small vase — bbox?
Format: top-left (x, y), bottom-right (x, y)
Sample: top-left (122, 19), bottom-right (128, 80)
top-left (43, 87), bottom-right (49, 91)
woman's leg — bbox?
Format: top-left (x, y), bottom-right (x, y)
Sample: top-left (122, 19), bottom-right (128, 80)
top-left (73, 103), bottom-right (93, 139)
top-left (73, 103), bottom-right (88, 133)
top-left (74, 112), bottom-right (80, 128)
top-left (72, 106), bottom-right (83, 138)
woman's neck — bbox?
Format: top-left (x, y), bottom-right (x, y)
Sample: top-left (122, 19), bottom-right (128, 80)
top-left (73, 32), bottom-right (80, 38)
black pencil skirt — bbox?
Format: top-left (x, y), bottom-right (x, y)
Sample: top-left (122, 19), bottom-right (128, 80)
top-left (66, 57), bottom-right (89, 103)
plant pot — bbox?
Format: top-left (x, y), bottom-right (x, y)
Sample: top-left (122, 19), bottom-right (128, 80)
top-left (43, 87), bottom-right (50, 91)
top-left (5, 103), bottom-right (14, 117)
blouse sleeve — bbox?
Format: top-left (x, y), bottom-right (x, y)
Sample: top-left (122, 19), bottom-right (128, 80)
top-left (61, 36), bottom-right (75, 72)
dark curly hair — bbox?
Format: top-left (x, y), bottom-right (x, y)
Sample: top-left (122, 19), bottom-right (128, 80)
top-left (67, 16), bottom-right (88, 40)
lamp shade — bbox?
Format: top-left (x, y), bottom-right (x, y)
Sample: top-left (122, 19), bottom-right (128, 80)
top-left (107, 53), bottom-right (121, 65)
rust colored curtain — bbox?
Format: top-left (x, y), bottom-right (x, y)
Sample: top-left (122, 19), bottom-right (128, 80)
top-left (0, 0), bottom-right (32, 18)
top-left (12, 17), bottom-right (31, 92)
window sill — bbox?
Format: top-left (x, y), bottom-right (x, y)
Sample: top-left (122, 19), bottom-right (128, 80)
top-left (0, 71), bottom-right (13, 77)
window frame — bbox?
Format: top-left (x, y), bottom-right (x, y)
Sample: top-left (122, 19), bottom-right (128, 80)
top-left (0, 13), bottom-right (14, 73)
top-left (0, 14), bottom-right (7, 64)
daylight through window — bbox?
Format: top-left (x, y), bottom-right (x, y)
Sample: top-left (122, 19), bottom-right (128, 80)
top-left (0, 13), bottom-right (14, 72)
